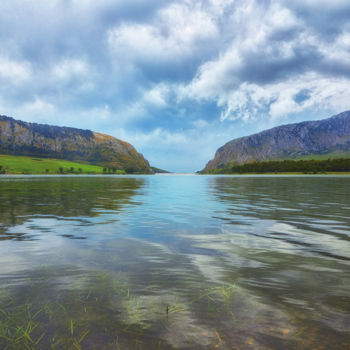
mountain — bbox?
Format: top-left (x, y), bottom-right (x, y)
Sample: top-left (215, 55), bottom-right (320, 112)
top-left (202, 110), bottom-right (350, 172)
top-left (0, 115), bottom-right (152, 173)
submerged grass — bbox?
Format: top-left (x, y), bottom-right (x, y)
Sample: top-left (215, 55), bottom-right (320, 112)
top-left (0, 282), bottom-right (236, 349)
top-left (0, 270), bottom-right (212, 349)
top-left (0, 303), bottom-right (41, 349)
top-left (0, 270), bottom-right (173, 349)
top-left (0, 270), bottom-right (321, 349)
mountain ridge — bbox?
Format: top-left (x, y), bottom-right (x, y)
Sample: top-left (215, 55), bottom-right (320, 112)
top-left (202, 110), bottom-right (350, 172)
top-left (0, 114), bottom-right (152, 173)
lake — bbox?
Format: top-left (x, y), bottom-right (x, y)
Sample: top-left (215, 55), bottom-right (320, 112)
top-left (0, 175), bottom-right (349, 349)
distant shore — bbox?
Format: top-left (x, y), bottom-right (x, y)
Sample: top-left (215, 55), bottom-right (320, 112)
top-left (200, 172), bottom-right (350, 175)
top-left (200, 158), bottom-right (350, 175)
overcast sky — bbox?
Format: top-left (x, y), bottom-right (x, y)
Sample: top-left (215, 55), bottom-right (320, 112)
top-left (1, 0), bottom-right (350, 172)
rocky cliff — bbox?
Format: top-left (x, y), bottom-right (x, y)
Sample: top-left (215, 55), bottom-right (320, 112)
top-left (202, 110), bottom-right (350, 172)
top-left (0, 115), bottom-right (152, 173)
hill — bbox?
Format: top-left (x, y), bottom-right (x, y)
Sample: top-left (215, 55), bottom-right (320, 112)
top-left (0, 115), bottom-right (152, 173)
top-left (202, 110), bottom-right (350, 172)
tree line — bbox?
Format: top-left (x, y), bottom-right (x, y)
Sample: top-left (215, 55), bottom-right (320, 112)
top-left (214, 158), bottom-right (350, 174)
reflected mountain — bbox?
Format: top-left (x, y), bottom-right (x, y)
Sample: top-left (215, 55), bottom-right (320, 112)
top-left (210, 176), bottom-right (350, 221)
top-left (210, 176), bottom-right (350, 249)
top-left (0, 176), bottom-right (144, 240)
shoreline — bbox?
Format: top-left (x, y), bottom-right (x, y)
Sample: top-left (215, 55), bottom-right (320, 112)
top-left (200, 172), bottom-right (350, 175)
top-left (1, 172), bottom-right (350, 176)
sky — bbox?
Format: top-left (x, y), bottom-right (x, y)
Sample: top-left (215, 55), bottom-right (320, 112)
top-left (1, 0), bottom-right (350, 172)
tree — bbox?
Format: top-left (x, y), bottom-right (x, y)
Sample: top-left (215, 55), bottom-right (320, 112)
top-left (227, 158), bottom-right (350, 174)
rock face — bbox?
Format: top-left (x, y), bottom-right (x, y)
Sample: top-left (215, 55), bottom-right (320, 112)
top-left (203, 110), bottom-right (350, 172)
top-left (0, 115), bottom-right (152, 173)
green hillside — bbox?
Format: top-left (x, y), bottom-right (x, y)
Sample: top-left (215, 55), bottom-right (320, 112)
top-left (0, 155), bottom-right (125, 174)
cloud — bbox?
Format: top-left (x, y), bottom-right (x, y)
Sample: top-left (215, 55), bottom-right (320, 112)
top-left (53, 59), bottom-right (89, 82)
top-left (200, 73), bottom-right (350, 122)
top-left (23, 98), bottom-right (56, 115)
top-left (0, 57), bottom-right (31, 84)
top-left (106, 1), bottom-right (219, 83)
top-left (182, 0), bottom-right (350, 124)
top-left (143, 84), bottom-right (169, 107)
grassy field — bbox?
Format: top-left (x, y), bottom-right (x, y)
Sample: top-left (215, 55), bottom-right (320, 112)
top-left (0, 154), bottom-right (125, 174)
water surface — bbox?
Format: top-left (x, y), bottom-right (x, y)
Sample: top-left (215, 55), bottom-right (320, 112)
top-left (0, 175), bottom-right (349, 349)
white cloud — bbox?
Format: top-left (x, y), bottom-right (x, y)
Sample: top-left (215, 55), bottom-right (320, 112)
top-left (110, 83), bottom-right (172, 124)
top-left (107, 2), bottom-right (218, 63)
top-left (182, 1), bottom-right (301, 103)
top-left (185, 50), bottom-right (241, 101)
top-left (0, 57), bottom-right (31, 84)
top-left (215, 73), bottom-right (350, 122)
top-left (143, 84), bottom-right (169, 107)
top-left (159, 3), bottom-right (218, 43)
top-left (337, 31), bottom-right (350, 49)
top-left (53, 59), bottom-right (89, 81)
top-left (126, 128), bottom-right (188, 148)
top-left (0, 97), bottom-right (56, 125)
top-left (22, 97), bottom-right (55, 115)
top-left (267, 3), bottom-right (299, 30)
top-left (179, 0), bottom-right (350, 124)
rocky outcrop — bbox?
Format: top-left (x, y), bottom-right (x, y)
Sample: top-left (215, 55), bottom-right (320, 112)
top-left (202, 110), bottom-right (350, 172)
top-left (0, 115), bottom-right (152, 173)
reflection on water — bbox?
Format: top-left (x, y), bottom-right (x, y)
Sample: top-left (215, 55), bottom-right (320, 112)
top-left (0, 175), bottom-right (349, 349)
top-left (0, 176), bottom-right (144, 240)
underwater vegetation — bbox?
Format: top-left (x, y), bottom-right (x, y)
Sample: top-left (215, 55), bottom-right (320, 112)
top-left (0, 269), bottom-right (246, 350)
